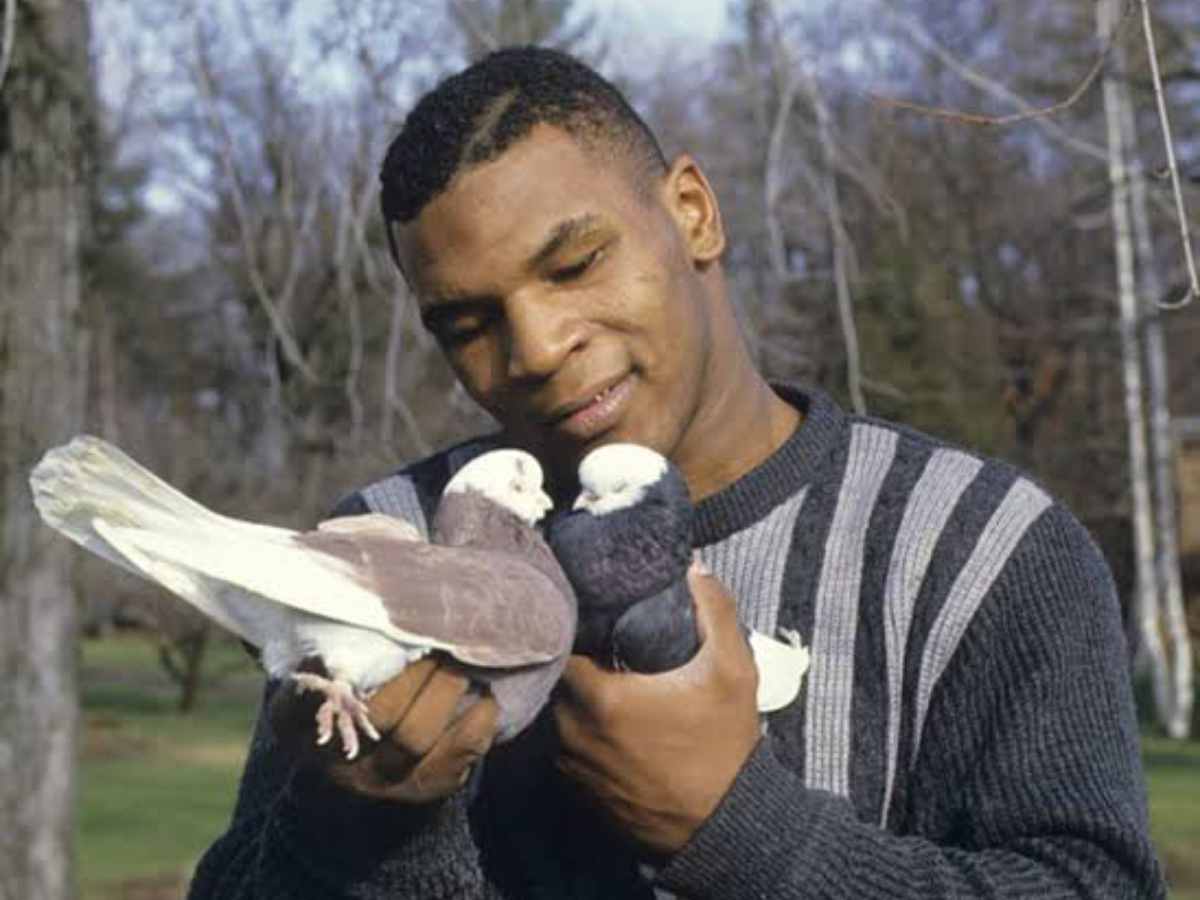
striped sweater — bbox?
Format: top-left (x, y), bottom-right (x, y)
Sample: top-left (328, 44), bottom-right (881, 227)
top-left (189, 385), bottom-right (1165, 899)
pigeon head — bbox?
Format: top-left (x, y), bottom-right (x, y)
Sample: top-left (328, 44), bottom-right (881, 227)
top-left (573, 443), bottom-right (670, 515)
top-left (444, 449), bottom-right (554, 526)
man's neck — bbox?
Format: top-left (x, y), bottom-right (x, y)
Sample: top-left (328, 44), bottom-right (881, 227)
top-left (674, 356), bottom-right (802, 503)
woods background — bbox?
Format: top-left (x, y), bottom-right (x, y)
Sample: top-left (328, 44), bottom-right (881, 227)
top-left (1, 0), bottom-right (1197, 897)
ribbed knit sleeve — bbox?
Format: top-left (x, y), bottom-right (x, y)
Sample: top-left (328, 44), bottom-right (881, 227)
top-left (188, 680), bottom-right (504, 900)
top-left (655, 504), bottom-right (1165, 899)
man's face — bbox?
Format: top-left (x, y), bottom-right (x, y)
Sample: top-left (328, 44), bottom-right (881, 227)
top-left (394, 126), bottom-right (719, 489)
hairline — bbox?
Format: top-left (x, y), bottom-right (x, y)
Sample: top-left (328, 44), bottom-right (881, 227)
top-left (389, 125), bottom-right (668, 292)
top-left (399, 122), bottom-right (666, 229)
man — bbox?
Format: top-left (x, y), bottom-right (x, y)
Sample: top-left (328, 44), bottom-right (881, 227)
top-left (190, 47), bottom-right (1165, 898)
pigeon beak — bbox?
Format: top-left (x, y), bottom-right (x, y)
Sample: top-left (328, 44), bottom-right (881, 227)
top-left (573, 490), bottom-right (598, 511)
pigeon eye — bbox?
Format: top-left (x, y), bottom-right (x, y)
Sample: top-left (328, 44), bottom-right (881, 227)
top-left (511, 481), bottom-right (526, 493)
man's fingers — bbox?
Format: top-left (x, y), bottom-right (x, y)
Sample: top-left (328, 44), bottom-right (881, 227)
top-left (687, 562), bottom-right (742, 652)
top-left (380, 694), bottom-right (499, 803)
top-left (440, 691), bottom-right (500, 762)
top-left (559, 566), bottom-right (746, 712)
top-left (366, 657), bottom-right (439, 733)
top-left (387, 665), bottom-right (471, 757)
top-left (560, 652), bottom-right (632, 715)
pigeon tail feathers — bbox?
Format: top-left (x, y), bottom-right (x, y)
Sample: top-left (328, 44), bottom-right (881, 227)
top-left (30, 435), bottom-right (294, 579)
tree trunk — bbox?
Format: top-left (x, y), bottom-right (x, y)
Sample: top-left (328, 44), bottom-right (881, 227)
top-left (1114, 23), bottom-right (1192, 739)
top-left (158, 627), bottom-right (211, 714)
top-left (1098, 0), bottom-right (1171, 729)
top-left (0, 1), bottom-right (92, 898)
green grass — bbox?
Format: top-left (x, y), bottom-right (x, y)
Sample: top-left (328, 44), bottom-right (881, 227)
top-left (78, 633), bottom-right (1200, 898)
top-left (1144, 735), bottom-right (1200, 899)
top-left (78, 633), bottom-right (260, 900)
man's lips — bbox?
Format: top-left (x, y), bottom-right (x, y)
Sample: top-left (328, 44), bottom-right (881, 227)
top-left (542, 375), bottom-right (634, 440)
top-left (543, 375), bottom-right (629, 424)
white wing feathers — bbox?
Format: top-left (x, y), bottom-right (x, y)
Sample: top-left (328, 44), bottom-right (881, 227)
top-left (30, 435), bottom-right (441, 652)
top-left (31, 436), bottom-right (295, 560)
top-left (88, 519), bottom-right (432, 648)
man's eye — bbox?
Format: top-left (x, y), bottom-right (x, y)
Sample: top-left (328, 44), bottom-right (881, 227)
top-left (438, 315), bottom-right (492, 346)
top-left (550, 248), bottom-right (602, 284)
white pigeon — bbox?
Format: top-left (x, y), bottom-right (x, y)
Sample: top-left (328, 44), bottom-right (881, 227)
top-left (30, 437), bottom-right (576, 759)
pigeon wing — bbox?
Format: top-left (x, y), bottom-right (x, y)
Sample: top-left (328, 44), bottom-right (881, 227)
top-left (33, 435), bottom-right (572, 668)
top-left (92, 520), bottom-right (570, 667)
top-left (30, 435), bottom-right (296, 578)
top-left (89, 519), bottom-right (404, 649)
top-left (297, 525), bottom-right (574, 667)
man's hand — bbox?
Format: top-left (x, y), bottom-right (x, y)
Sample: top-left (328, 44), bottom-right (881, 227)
top-left (553, 563), bottom-right (761, 855)
top-left (270, 657), bottom-right (499, 805)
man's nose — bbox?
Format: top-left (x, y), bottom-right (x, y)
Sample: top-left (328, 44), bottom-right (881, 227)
top-left (504, 290), bottom-right (586, 381)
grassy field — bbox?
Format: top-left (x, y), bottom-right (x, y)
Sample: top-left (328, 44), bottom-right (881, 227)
top-left (1144, 735), bottom-right (1200, 900)
top-left (78, 633), bottom-right (1200, 898)
top-left (79, 633), bottom-right (260, 900)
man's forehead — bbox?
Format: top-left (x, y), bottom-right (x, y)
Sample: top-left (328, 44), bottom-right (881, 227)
top-left (397, 208), bottom-right (614, 300)
top-left (394, 129), bottom-right (638, 290)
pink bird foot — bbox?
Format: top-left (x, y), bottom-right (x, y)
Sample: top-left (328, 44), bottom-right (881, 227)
top-left (291, 672), bottom-right (381, 760)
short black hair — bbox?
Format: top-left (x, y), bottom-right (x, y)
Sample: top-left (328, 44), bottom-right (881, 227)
top-left (379, 46), bottom-right (668, 232)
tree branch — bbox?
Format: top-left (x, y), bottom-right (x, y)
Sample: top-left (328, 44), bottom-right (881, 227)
top-left (449, 0), bottom-right (499, 55)
top-left (805, 65), bottom-right (866, 414)
top-left (1138, 0), bottom-right (1197, 309)
top-left (873, 4), bottom-right (1139, 163)
top-left (189, 10), bottom-right (318, 383)
top-left (0, 0), bottom-right (16, 95)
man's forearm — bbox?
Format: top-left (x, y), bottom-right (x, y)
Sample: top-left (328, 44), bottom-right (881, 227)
top-left (656, 739), bottom-right (1161, 899)
top-left (188, 683), bottom-right (501, 900)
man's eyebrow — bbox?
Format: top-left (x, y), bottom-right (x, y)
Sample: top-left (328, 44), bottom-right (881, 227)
top-left (419, 297), bottom-right (482, 330)
top-left (419, 214), bottom-right (610, 321)
top-left (527, 213), bottom-right (607, 270)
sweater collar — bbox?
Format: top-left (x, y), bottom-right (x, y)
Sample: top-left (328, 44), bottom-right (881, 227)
top-left (692, 385), bottom-right (846, 546)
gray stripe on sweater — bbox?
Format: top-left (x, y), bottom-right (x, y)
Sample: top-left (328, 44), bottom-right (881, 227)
top-left (805, 424), bottom-right (898, 797)
top-left (911, 477), bottom-right (1052, 764)
top-left (361, 474), bottom-right (429, 538)
top-left (879, 449), bottom-right (984, 826)
top-left (697, 487), bottom-right (808, 637)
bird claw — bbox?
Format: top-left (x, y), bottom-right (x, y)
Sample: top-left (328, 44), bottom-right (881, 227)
top-left (291, 672), bottom-right (380, 760)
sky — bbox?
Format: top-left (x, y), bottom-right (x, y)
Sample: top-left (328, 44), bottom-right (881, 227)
top-left (96, 0), bottom-right (733, 214)
top-left (590, 0), bottom-right (728, 45)
top-left (584, 0), bottom-right (728, 70)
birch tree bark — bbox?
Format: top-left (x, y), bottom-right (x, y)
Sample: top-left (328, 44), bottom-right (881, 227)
top-left (1113, 10), bottom-right (1192, 739)
top-left (1098, 0), bottom-right (1172, 731)
top-left (0, 1), bottom-right (93, 898)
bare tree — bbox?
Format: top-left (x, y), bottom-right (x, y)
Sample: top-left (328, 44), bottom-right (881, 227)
top-left (1098, 0), bottom-right (1175, 732)
top-left (0, 1), bottom-right (93, 897)
top-left (1113, 4), bottom-right (1192, 738)
top-left (449, 0), bottom-right (596, 60)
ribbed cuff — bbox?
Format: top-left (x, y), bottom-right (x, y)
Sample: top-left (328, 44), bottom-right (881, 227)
top-left (270, 767), bottom-right (489, 898)
top-left (655, 738), bottom-right (846, 898)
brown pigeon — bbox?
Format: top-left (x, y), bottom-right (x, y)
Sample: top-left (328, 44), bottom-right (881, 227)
top-left (30, 437), bottom-right (576, 758)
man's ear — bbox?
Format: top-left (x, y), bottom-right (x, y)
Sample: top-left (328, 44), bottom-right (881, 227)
top-left (661, 154), bottom-right (726, 265)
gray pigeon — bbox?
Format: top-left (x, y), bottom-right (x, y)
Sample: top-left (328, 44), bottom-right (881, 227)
top-left (548, 442), bottom-right (812, 712)
top-left (30, 437), bottom-right (576, 758)
top-left (547, 443), bottom-right (698, 673)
